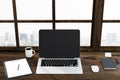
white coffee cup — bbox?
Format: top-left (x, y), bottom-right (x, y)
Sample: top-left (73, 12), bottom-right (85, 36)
top-left (25, 47), bottom-right (36, 58)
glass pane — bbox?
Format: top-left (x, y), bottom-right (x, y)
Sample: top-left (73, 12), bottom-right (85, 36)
top-left (101, 23), bottom-right (120, 46)
top-left (18, 23), bottom-right (52, 46)
top-left (56, 23), bottom-right (91, 46)
top-left (0, 23), bottom-right (16, 46)
top-left (0, 0), bottom-right (13, 20)
top-left (56, 0), bottom-right (93, 20)
top-left (16, 0), bottom-right (52, 20)
top-left (103, 0), bottom-right (120, 20)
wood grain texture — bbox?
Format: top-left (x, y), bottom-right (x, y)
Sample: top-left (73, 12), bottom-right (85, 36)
top-left (0, 52), bottom-right (120, 80)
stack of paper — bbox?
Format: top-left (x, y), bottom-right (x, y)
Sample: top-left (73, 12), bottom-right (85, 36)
top-left (4, 58), bottom-right (32, 78)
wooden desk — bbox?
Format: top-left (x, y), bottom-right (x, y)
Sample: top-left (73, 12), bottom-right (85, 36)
top-left (0, 52), bottom-right (120, 80)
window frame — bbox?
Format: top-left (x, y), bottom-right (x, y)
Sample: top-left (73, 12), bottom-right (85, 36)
top-left (101, 0), bottom-right (120, 51)
top-left (1, 0), bottom-right (119, 52)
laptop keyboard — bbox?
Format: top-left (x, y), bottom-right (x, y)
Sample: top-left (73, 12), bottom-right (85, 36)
top-left (41, 59), bottom-right (78, 67)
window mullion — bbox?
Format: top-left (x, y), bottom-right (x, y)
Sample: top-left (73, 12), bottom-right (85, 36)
top-left (12, 0), bottom-right (19, 47)
top-left (91, 0), bottom-right (104, 51)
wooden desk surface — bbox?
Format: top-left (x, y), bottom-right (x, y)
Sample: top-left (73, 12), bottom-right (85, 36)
top-left (0, 52), bottom-right (120, 80)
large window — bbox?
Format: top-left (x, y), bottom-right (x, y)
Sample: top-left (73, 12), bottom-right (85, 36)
top-left (1, 0), bottom-right (120, 51)
top-left (0, 0), bottom-right (93, 49)
top-left (55, 0), bottom-right (93, 46)
top-left (101, 0), bottom-right (120, 47)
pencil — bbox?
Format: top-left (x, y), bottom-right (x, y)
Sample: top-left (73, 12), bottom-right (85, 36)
top-left (18, 64), bottom-right (20, 70)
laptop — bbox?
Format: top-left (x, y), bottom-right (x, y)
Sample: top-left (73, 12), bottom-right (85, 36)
top-left (36, 30), bottom-right (83, 74)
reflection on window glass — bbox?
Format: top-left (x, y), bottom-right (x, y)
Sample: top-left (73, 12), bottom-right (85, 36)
top-left (56, 0), bottom-right (93, 20)
top-left (104, 0), bottom-right (120, 20)
top-left (0, 0), bottom-right (13, 20)
top-left (101, 23), bottom-right (120, 46)
top-left (16, 0), bottom-right (52, 20)
top-left (18, 23), bottom-right (52, 46)
top-left (56, 23), bottom-right (91, 46)
top-left (0, 23), bottom-right (16, 46)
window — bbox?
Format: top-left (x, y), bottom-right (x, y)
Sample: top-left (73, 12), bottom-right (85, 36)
top-left (101, 23), bottom-right (120, 46)
top-left (0, 0), bottom-right (13, 20)
top-left (101, 0), bottom-right (120, 47)
top-left (56, 23), bottom-right (91, 46)
top-left (18, 23), bottom-right (52, 46)
top-left (16, 0), bottom-right (52, 20)
top-left (56, 0), bottom-right (93, 20)
top-left (1, 0), bottom-right (101, 51)
top-left (55, 0), bottom-right (93, 46)
top-left (1, 0), bottom-right (120, 51)
top-left (103, 0), bottom-right (120, 20)
top-left (0, 23), bottom-right (16, 46)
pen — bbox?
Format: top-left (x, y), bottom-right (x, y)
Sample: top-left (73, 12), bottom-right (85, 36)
top-left (18, 64), bottom-right (20, 71)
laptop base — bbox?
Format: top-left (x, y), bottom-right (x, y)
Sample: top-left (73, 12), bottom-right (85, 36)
top-left (36, 58), bottom-right (83, 74)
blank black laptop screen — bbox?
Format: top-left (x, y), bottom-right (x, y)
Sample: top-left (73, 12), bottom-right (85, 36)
top-left (39, 30), bottom-right (80, 58)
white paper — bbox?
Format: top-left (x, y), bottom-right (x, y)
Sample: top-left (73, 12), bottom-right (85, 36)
top-left (105, 52), bottom-right (112, 57)
top-left (4, 58), bottom-right (32, 78)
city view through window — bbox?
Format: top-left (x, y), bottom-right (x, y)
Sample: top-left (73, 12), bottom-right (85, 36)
top-left (0, 23), bottom-right (16, 46)
top-left (101, 23), bottom-right (120, 46)
top-left (18, 23), bottom-right (52, 46)
top-left (0, 0), bottom-right (93, 47)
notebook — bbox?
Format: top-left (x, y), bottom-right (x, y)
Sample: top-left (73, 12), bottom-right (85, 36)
top-left (36, 30), bottom-right (83, 74)
top-left (101, 57), bottom-right (117, 70)
top-left (4, 58), bottom-right (32, 78)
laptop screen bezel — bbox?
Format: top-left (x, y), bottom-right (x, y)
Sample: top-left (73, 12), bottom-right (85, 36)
top-left (39, 30), bottom-right (80, 58)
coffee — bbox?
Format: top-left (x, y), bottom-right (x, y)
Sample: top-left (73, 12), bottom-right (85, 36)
top-left (25, 47), bottom-right (36, 58)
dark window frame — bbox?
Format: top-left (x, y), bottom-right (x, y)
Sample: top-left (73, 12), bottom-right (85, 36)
top-left (0, 0), bottom-right (119, 52)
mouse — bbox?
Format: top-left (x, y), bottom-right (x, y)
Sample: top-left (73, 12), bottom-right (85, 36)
top-left (91, 65), bottom-right (99, 72)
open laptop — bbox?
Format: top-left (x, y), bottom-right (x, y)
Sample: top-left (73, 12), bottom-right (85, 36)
top-left (36, 30), bottom-right (83, 74)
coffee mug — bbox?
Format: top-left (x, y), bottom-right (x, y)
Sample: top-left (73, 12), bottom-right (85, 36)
top-left (25, 47), bottom-right (36, 58)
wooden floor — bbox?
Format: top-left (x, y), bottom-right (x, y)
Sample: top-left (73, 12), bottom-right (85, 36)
top-left (1, 52), bottom-right (120, 80)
